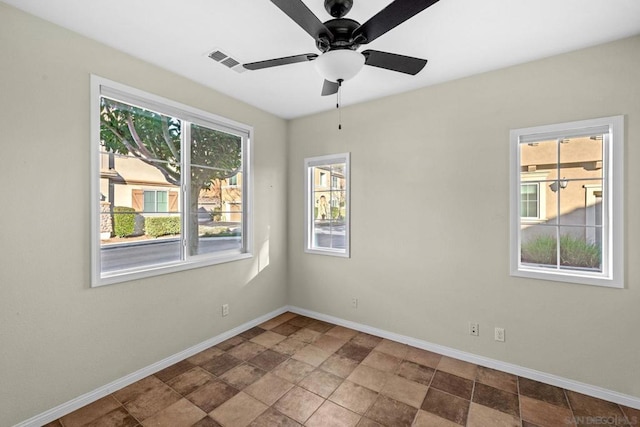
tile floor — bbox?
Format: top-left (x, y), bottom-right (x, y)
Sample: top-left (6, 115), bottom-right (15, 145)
top-left (47, 312), bottom-right (639, 427)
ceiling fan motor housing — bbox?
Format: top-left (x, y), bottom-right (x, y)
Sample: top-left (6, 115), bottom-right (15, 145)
top-left (317, 18), bottom-right (361, 52)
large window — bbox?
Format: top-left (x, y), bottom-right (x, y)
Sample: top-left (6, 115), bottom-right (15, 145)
top-left (91, 76), bottom-right (252, 286)
top-left (510, 116), bottom-right (623, 288)
top-left (304, 153), bottom-right (350, 257)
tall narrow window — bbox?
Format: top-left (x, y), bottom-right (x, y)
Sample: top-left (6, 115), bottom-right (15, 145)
top-left (91, 76), bottom-right (252, 286)
top-left (304, 153), bottom-right (350, 257)
top-left (510, 116), bottom-right (623, 288)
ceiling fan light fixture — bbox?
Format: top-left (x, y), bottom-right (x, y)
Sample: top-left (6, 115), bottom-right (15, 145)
top-left (315, 49), bottom-right (365, 83)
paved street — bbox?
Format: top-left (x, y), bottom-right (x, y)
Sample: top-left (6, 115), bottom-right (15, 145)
top-left (101, 237), bottom-right (241, 272)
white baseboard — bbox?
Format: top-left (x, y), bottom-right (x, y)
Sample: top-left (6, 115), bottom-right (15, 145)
top-left (286, 305), bottom-right (640, 410)
top-left (16, 304), bottom-right (640, 426)
top-left (14, 306), bottom-right (288, 427)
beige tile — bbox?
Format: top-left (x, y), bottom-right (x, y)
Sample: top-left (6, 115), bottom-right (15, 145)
top-left (404, 347), bottom-right (442, 369)
top-left (364, 394), bottom-right (418, 427)
top-left (248, 408), bottom-right (302, 427)
top-left (347, 364), bottom-right (390, 392)
top-left (350, 333), bottom-right (383, 349)
top-left (119, 378), bottom-right (182, 421)
top-left (155, 360), bottom-right (195, 382)
top-left (312, 334), bottom-right (348, 353)
top-left (298, 369), bottom-right (344, 398)
top-left (326, 325), bottom-right (359, 340)
top-left (356, 418), bottom-right (384, 427)
top-left (227, 341), bottom-right (267, 361)
top-left (186, 379), bottom-right (238, 413)
top-left (289, 328), bottom-right (322, 344)
top-left (250, 331), bottom-right (287, 348)
top-left (329, 381), bottom-right (379, 415)
top-left (215, 336), bottom-right (245, 351)
top-left (621, 406), bottom-right (640, 426)
top-left (113, 375), bottom-right (164, 404)
top-left (437, 356), bottom-right (479, 380)
top-left (320, 354), bottom-right (360, 378)
top-left (475, 366), bottom-right (518, 394)
top-left (306, 400), bottom-right (361, 427)
top-left (291, 344), bottom-right (331, 367)
top-left (210, 392), bottom-right (268, 427)
top-left (271, 358), bottom-right (316, 383)
top-left (380, 375), bottom-right (428, 408)
top-left (60, 396), bottom-right (121, 427)
top-left (190, 416), bottom-right (222, 427)
top-left (520, 395), bottom-right (575, 427)
top-left (361, 351), bottom-right (402, 373)
top-left (272, 337), bottom-right (308, 356)
top-left (248, 349), bottom-right (288, 372)
top-left (244, 372), bottom-right (295, 406)
top-left (83, 408), bottom-right (138, 427)
top-left (467, 403), bottom-right (520, 427)
top-left (566, 390), bottom-right (627, 423)
top-left (219, 363), bottom-right (266, 390)
top-left (273, 386), bottom-right (324, 424)
top-left (141, 398), bottom-right (206, 427)
top-left (396, 361), bottom-right (435, 386)
top-left (259, 313), bottom-right (297, 330)
top-left (167, 367), bottom-right (215, 396)
top-left (374, 339), bottom-right (409, 359)
top-left (421, 387), bottom-right (470, 426)
top-left (413, 410), bottom-right (461, 427)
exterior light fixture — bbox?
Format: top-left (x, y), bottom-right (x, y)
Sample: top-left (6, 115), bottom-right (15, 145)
top-left (550, 177), bottom-right (569, 192)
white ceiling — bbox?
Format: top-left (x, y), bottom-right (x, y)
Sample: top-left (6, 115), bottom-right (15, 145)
top-left (4, 0), bottom-right (640, 119)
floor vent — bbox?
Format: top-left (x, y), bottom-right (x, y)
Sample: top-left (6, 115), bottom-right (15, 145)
top-left (208, 49), bottom-right (245, 73)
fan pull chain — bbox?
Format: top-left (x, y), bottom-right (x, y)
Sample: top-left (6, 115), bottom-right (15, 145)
top-left (336, 79), bottom-right (343, 130)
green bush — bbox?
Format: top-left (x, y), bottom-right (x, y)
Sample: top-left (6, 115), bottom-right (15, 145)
top-left (113, 206), bottom-right (136, 237)
top-left (521, 234), bottom-right (600, 269)
top-left (145, 216), bottom-right (181, 238)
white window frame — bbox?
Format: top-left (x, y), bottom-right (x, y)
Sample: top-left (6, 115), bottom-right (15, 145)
top-left (519, 171), bottom-right (549, 223)
top-left (304, 153), bottom-right (351, 258)
top-left (509, 116), bottom-right (624, 288)
top-left (91, 75), bottom-right (253, 287)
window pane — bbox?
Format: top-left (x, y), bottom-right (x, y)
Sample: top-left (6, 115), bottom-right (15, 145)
top-left (99, 97), bottom-right (182, 273)
top-left (157, 191), bottom-right (168, 212)
top-left (189, 123), bottom-right (243, 257)
top-left (520, 225), bottom-right (557, 268)
top-left (144, 191), bottom-right (156, 212)
top-left (559, 226), bottom-right (602, 272)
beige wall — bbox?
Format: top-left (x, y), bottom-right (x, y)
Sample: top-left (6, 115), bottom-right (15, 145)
top-left (0, 4), bottom-right (288, 426)
top-left (288, 35), bottom-right (640, 399)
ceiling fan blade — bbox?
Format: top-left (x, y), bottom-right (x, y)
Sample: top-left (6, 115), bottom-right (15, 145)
top-left (353, 0), bottom-right (440, 44)
top-left (271, 0), bottom-right (333, 41)
top-left (321, 80), bottom-right (340, 96)
top-left (243, 53), bottom-right (318, 71)
top-left (362, 50), bottom-right (427, 75)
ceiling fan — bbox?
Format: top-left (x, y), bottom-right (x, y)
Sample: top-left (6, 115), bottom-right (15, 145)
top-left (243, 0), bottom-right (440, 96)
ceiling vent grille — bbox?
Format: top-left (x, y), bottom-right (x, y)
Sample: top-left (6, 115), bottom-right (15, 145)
top-left (208, 49), bottom-right (245, 73)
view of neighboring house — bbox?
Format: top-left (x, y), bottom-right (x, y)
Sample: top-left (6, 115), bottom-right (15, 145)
top-left (99, 149), bottom-right (242, 239)
top-left (311, 164), bottom-right (346, 221)
top-left (519, 135), bottom-right (603, 268)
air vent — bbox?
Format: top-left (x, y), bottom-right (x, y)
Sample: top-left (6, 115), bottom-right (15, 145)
top-left (208, 49), bottom-right (245, 73)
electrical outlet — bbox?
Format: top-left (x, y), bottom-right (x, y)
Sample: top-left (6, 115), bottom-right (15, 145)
top-left (494, 327), bottom-right (505, 342)
top-left (222, 304), bottom-right (229, 317)
top-left (469, 322), bottom-right (479, 336)
top-left (351, 298), bottom-right (358, 309)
